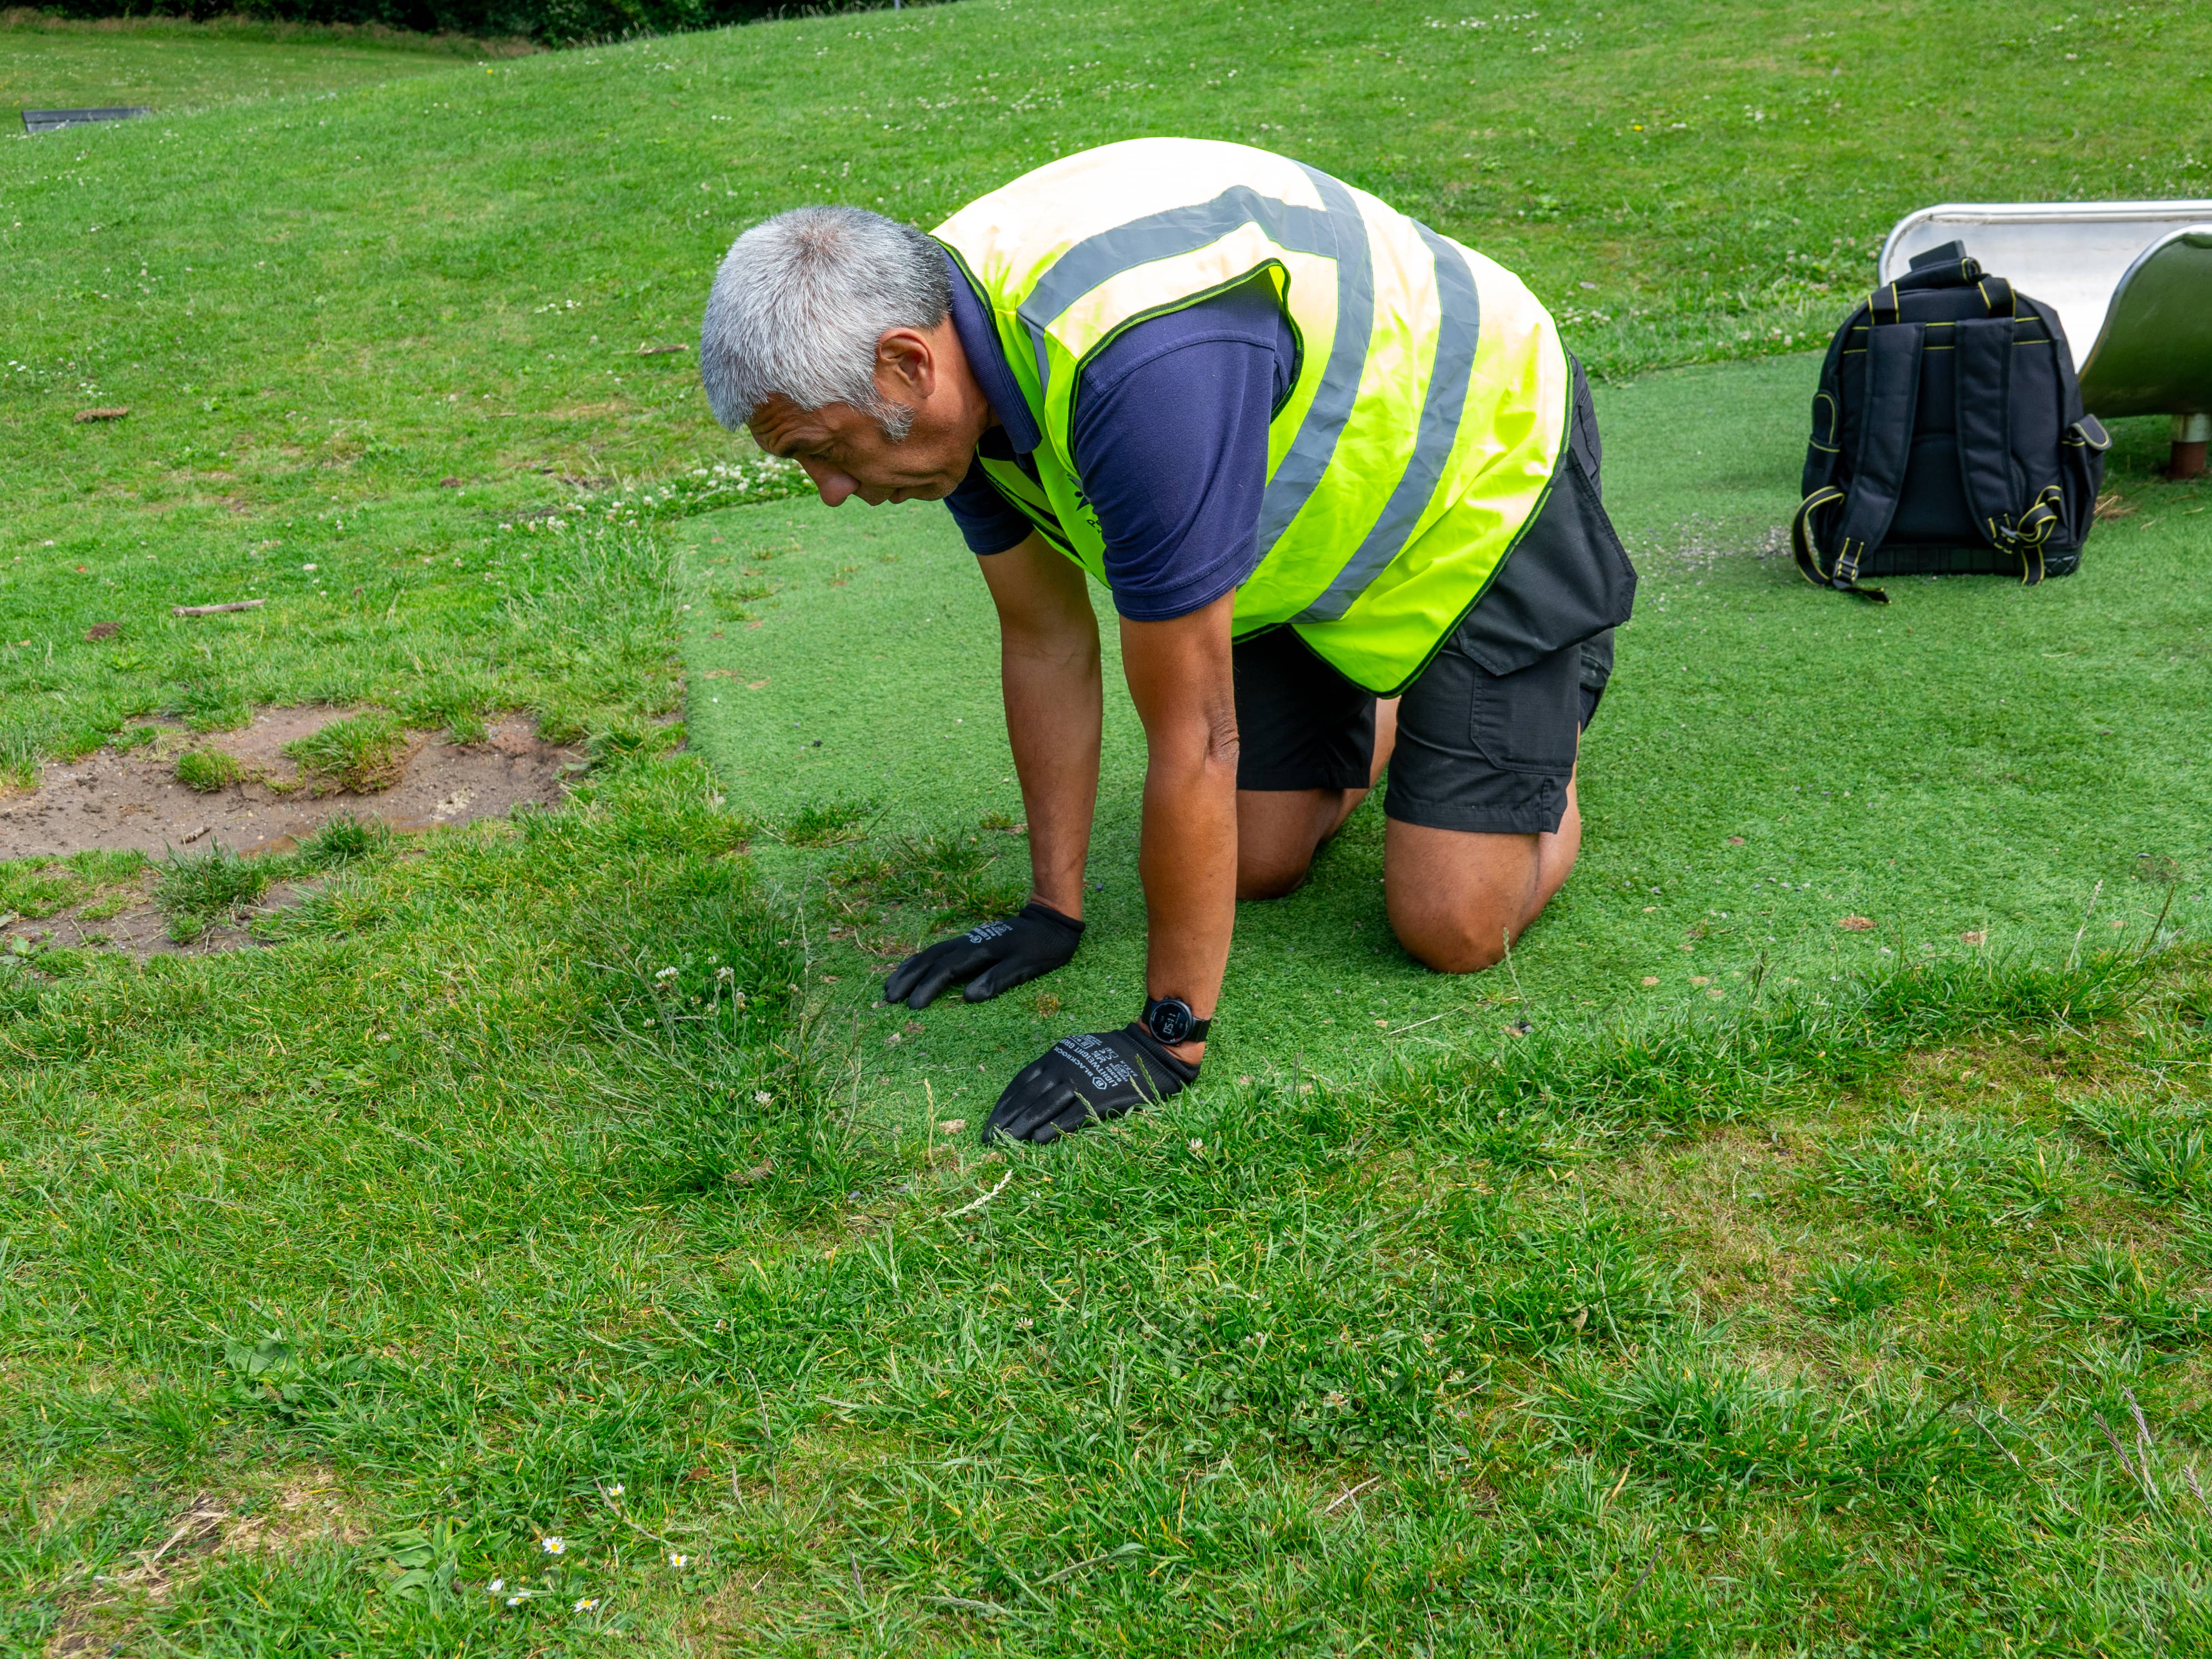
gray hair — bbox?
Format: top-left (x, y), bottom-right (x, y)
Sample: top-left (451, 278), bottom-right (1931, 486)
top-left (699, 205), bottom-right (952, 439)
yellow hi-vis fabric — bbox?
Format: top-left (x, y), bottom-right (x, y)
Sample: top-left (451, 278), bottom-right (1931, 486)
top-left (933, 137), bottom-right (1569, 695)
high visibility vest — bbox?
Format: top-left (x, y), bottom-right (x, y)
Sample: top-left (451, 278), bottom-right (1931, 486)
top-left (933, 138), bottom-right (1569, 695)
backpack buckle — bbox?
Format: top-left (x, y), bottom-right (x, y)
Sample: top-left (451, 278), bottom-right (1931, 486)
top-left (1992, 490), bottom-right (2061, 549)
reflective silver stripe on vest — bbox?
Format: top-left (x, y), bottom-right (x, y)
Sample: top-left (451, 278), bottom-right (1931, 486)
top-left (1012, 172), bottom-right (1373, 555)
top-left (1255, 166), bottom-right (1374, 553)
top-left (1019, 186), bottom-right (1333, 333)
top-left (1296, 223), bottom-right (1481, 623)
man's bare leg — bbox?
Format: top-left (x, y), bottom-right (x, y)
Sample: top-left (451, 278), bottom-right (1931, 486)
top-left (1383, 773), bottom-right (1581, 973)
top-left (1235, 701), bottom-right (1399, 899)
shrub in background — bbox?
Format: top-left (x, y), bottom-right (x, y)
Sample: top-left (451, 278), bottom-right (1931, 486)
top-left (20, 0), bottom-right (952, 47)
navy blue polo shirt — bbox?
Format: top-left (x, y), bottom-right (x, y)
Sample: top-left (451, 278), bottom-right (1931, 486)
top-left (940, 252), bottom-right (1296, 623)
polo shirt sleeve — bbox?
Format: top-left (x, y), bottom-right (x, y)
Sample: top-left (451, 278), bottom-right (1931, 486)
top-left (1068, 277), bottom-right (1295, 622)
top-left (941, 454), bottom-right (1037, 556)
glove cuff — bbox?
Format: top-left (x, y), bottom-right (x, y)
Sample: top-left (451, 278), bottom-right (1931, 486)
top-left (1020, 900), bottom-right (1086, 938)
top-left (1122, 1021), bottom-right (1202, 1086)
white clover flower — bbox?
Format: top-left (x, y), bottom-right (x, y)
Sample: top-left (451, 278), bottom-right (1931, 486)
top-left (754, 1090), bottom-right (772, 1104)
top-left (540, 1536), bottom-right (565, 1555)
top-left (655, 966), bottom-right (678, 980)
top-left (1189, 1138), bottom-right (1204, 1154)
top-left (716, 965), bottom-right (734, 980)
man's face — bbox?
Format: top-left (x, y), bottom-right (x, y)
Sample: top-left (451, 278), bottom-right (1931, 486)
top-left (746, 320), bottom-right (988, 507)
top-left (748, 396), bottom-right (971, 506)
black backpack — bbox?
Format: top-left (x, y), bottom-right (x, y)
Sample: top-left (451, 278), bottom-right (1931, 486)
top-left (1793, 241), bottom-right (2111, 603)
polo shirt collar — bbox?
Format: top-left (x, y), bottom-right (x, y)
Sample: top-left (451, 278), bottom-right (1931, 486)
top-left (940, 249), bottom-right (1041, 456)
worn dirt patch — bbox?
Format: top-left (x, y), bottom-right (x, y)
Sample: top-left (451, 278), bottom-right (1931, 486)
top-left (41, 1473), bottom-right (367, 1656)
top-left (0, 710), bottom-right (581, 861)
top-left (4, 877), bottom-right (297, 962)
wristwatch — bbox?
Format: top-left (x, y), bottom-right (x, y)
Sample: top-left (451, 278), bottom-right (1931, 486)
top-left (1141, 996), bottom-right (1211, 1046)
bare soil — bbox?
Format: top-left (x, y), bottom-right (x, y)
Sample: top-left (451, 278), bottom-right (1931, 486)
top-left (0, 709), bottom-right (580, 861)
top-left (4, 880), bottom-right (302, 962)
top-left (1, 710), bottom-right (580, 961)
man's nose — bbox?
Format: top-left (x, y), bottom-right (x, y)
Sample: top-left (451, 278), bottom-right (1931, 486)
top-left (803, 457), bottom-right (860, 506)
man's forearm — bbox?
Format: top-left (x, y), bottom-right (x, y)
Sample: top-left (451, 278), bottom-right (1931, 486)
top-left (1002, 630), bottom-right (1101, 917)
top-left (978, 537), bottom-right (1103, 920)
top-left (1136, 710), bottom-right (1239, 1021)
top-left (1120, 592), bottom-right (1241, 1058)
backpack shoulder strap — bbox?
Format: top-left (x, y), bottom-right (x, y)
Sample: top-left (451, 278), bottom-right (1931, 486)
top-left (1952, 316), bottom-right (2028, 573)
top-left (1797, 311), bottom-right (1926, 603)
top-left (2021, 294), bottom-right (2085, 420)
top-left (1956, 299), bottom-right (2095, 584)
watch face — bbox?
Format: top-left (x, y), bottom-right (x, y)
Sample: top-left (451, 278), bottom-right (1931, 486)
top-left (1149, 999), bottom-right (1193, 1044)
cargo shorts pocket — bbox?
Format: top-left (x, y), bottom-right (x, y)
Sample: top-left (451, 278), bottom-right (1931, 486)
top-left (1467, 639), bottom-right (1583, 774)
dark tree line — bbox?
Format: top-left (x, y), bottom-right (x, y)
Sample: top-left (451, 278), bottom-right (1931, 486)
top-left (29, 0), bottom-right (942, 47)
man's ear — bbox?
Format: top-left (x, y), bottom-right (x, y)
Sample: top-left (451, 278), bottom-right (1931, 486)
top-left (875, 327), bottom-right (937, 401)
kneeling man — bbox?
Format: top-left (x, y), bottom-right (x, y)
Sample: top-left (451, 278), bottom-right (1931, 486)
top-left (700, 139), bottom-right (1636, 1144)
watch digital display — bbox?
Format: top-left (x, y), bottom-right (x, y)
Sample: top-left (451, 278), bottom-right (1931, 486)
top-left (1144, 997), bottom-right (1204, 1046)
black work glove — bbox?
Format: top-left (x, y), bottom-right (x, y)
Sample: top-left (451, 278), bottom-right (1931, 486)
top-left (882, 901), bottom-right (1084, 1010)
top-left (983, 1023), bottom-right (1199, 1145)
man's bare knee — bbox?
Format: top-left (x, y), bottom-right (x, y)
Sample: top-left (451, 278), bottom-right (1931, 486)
top-left (1392, 907), bottom-right (1514, 975)
top-left (1235, 788), bottom-right (1345, 901)
top-left (1237, 849), bottom-right (1314, 901)
top-left (1381, 815), bottom-right (1577, 973)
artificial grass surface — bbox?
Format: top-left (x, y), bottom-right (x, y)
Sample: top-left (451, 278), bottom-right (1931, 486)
top-left (678, 356), bottom-right (2211, 1109)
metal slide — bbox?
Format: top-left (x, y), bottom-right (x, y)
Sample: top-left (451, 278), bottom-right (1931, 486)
top-left (1881, 201), bottom-right (2212, 477)
top-left (19, 107), bottom-right (152, 135)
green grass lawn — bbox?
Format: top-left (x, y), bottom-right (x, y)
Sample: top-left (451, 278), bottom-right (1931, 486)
top-left (5, 2), bottom-right (2212, 1652)
top-left (0, 13), bottom-right (520, 119)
